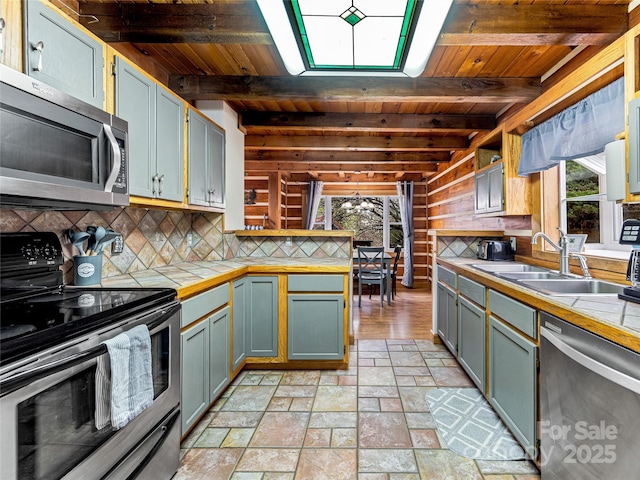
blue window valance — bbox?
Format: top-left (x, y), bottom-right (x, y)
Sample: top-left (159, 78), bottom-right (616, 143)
top-left (518, 77), bottom-right (625, 176)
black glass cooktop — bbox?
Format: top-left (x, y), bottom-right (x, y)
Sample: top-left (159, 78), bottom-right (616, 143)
top-left (0, 287), bottom-right (176, 367)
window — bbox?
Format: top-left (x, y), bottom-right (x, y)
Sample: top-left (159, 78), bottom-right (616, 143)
top-left (316, 195), bottom-right (403, 249)
top-left (559, 156), bottom-right (629, 253)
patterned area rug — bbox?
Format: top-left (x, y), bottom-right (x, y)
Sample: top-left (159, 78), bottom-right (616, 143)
top-left (426, 387), bottom-right (526, 460)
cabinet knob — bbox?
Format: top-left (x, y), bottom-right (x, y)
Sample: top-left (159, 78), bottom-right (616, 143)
top-left (33, 41), bottom-right (44, 72)
top-left (0, 18), bottom-right (5, 55)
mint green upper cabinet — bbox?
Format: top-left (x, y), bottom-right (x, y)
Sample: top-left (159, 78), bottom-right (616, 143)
top-left (187, 108), bottom-right (225, 208)
top-left (24, 1), bottom-right (104, 108)
top-left (115, 57), bottom-right (183, 202)
top-left (475, 163), bottom-right (504, 214)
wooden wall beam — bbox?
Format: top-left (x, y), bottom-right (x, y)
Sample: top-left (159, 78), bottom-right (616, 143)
top-left (171, 75), bottom-right (541, 104)
top-left (240, 112), bottom-right (496, 133)
top-left (268, 172), bottom-right (282, 229)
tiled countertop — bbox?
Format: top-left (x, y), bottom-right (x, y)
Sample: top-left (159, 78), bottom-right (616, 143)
top-left (100, 257), bottom-right (351, 298)
top-left (437, 257), bottom-right (640, 353)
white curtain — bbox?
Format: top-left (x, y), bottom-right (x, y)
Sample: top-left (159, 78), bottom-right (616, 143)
top-left (396, 181), bottom-right (414, 288)
top-left (518, 77), bottom-right (624, 176)
top-left (304, 181), bottom-right (324, 229)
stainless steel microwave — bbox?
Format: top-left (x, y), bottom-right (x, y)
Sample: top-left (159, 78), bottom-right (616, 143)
top-left (0, 64), bottom-right (129, 210)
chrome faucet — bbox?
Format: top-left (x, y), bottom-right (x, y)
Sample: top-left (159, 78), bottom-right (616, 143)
top-left (531, 228), bottom-right (570, 275)
top-left (571, 253), bottom-right (592, 279)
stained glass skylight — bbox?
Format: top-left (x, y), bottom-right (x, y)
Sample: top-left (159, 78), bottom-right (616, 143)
top-left (256, 0), bottom-right (453, 77)
top-left (290, 0), bottom-right (416, 72)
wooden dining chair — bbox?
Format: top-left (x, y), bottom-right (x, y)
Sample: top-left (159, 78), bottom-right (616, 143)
top-left (389, 245), bottom-right (402, 299)
top-left (356, 246), bottom-right (387, 307)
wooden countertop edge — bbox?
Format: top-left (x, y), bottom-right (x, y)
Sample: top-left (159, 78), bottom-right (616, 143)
top-left (235, 229), bottom-right (354, 237)
top-left (436, 258), bottom-right (640, 353)
top-left (176, 263), bottom-right (351, 300)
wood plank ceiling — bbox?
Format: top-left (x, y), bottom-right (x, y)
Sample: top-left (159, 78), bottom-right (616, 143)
top-left (76, 0), bottom-right (630, 189)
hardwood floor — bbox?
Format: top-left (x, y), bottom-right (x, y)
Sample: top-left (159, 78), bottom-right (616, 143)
top-left (352, 283), bottom-right (434, 341)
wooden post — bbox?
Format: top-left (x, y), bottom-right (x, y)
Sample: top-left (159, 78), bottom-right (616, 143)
top-left (268, 172), bottom-right (282, 229)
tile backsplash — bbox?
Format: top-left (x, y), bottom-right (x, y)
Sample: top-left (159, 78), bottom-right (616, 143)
top-left (437, 236), bottom-right (482, 258)
top-left (0, 207), bottom-right (224, 283)
top-left (1, 207), bottom-right (351, 284)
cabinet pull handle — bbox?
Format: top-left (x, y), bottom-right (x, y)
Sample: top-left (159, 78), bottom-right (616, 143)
top-left (152, 174), bottom-right (159, 195)
top-left (158, 175), bottom-right (165, 195)
top-left (0, 18), bottom-right (5, 55)
top-left (33, 41), bottom-right (44, 72)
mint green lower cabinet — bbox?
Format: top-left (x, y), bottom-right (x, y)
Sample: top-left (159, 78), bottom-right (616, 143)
top-left (288, 294), bottom-right (344, 360)
top-left (209, 306), bottom-right (230, 401)
top-left (181, 320), bottom-right (209, 434)
top-left (436, 282), bottom-right (458, 355)
top-left (488, 315), bottom-right (538, 458)
top-left (231, 278), bottom-right (247, 371)
top-left (246, 276), bottom-right (278, 357)
top-left (458, 296), bottom-right (486, 392)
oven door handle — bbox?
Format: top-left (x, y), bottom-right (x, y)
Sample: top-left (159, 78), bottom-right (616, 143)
top-left (0, 303), bottom-right (179, 397)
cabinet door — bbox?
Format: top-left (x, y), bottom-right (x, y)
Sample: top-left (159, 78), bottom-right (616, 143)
top-left (209, 306), bottom-right (230, 401)
top-left (489, 315), bottom-right (538, 457)
top-left (208, 125), bottom-right (225, 207)
top-left (187, 109), bottom-right (209, 206)
top-left (288, 294), bottom-right (344, 360)
top-left (475, 170), bottom-right (488, 213)
top-left (246, 276), bottom-right (279, 357)
top-left (231, 278), bottom-right (247, 371)
top-left (155, 86), bottom-right (184, 202)
top-left (458, 296), bottom-right (486, 392)
top-left (487, 163), bottom-right (504, 213)
top-left (629, 96), bottom-right (640, 194)
top-left (436, 282), bottom-right (457, 355)
top-left (24, 1), bottom-right (104, 108)
top-left (181, 320), bottom-right (209, 434)
top-left (115, 57), bottom-right (156, 198)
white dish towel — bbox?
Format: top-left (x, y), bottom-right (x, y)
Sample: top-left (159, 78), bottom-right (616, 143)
top-left (95, 324), bottom-right (154, 430)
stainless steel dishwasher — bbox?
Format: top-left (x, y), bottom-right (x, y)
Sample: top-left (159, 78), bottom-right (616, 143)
top-left (540, 312), bottom-right (640, 479)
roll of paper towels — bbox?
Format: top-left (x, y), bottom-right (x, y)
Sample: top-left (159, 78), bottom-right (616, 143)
top-left (605, 139), bottom-right (625, 201)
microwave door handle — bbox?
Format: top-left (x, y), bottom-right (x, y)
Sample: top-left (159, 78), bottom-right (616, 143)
top-left (104, 124), bottom-right (121, 193)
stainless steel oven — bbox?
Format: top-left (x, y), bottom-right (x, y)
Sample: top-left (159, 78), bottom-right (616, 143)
top-left (0, 64), bottom-right (128, 210)
top-left (0, 233), bottom-right (181, 480)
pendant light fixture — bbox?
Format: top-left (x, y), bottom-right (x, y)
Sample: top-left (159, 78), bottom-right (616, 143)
top-left (341, 173), bottom-right (374, 211)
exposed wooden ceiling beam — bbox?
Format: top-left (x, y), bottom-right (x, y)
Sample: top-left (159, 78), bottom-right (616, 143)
top-left (244, 151), bottom-right (451, 162)
top-left (171, 75), bottom-right (540, 103)
top-left (440, 4), bottom-right (627, 46)
top-left (79, 2), bottom-right (626, 46)
top-left (240, 112), bottom-right (496, 133)
top-left (285, 173), bottom-right (428, 183)
top-left (245, 135), bottom-right (468, 152)
top-left (244, 161), bottom-right (438, 173)
top-left (78, 2), bottom-right (270, 44)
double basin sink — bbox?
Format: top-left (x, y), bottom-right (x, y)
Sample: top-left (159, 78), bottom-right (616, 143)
top-left (472, 262), bottom-right (625, 296)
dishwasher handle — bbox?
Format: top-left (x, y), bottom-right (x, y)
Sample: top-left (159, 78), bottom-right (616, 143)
top-left (541, 326), bottom-right (640, 395)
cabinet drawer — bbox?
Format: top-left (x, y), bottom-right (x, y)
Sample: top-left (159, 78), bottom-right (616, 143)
top-left (288, 274), bottom-right (344, 292)
top-left (458, 275), bottom-right (486, 307)
top-left (182, 283), bottom-right (230, 328)
top-left (437, 265), bottom-right (457, 288)
top-left (488, 290), bottom-right (537, 339)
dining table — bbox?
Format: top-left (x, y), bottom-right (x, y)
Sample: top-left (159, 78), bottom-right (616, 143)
top-left (352, 248), bottom-right (392, 306)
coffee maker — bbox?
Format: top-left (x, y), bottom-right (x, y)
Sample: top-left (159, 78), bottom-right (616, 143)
top-left (618, 219), bottom-right (640, 304)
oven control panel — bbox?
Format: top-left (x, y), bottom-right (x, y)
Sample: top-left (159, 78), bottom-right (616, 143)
top-left (0, 232), bottom-right (63, 271)
top-left (620, 219), bottom-right (640, 245)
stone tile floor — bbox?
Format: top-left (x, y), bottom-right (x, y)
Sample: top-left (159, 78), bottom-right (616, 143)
top-left (176, 339), bottom-right (541, 479)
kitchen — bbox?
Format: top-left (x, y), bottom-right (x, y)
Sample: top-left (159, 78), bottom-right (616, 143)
top-left (1, 0), bottom-right (640, 479)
